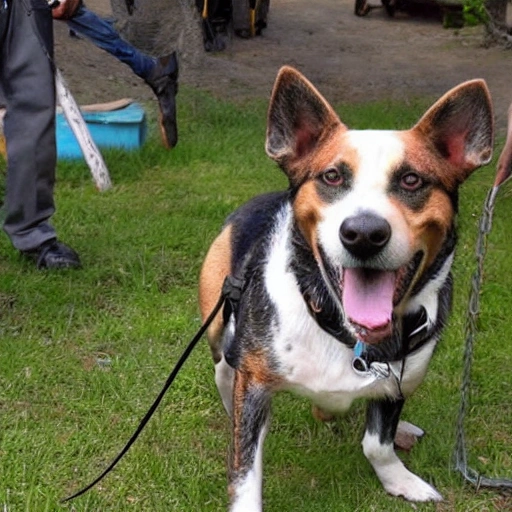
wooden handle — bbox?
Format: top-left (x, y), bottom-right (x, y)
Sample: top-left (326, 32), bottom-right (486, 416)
top-left (80, 98), bottom-right (134, 112)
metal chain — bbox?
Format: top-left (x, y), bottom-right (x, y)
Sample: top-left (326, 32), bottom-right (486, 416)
top-left (454, 185), bottom-right (512, 490)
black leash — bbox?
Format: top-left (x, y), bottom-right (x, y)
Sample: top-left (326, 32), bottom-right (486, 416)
top-left (61, 275), bottom-right (244, 503)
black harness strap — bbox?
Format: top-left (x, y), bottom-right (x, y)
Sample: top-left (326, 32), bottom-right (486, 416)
top-left (61, 275), bottom-right (244, 503)
top-left (306, 293), bottom-right (433, 361)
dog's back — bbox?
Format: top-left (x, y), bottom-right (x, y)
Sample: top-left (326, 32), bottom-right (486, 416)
top-left (199, 191), bottom-right (288, 358)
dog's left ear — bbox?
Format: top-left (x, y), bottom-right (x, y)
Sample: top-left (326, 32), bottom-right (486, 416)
top-left (413, 79), bottom-right (494, 183)
top-left (265, 66), bottom-right (346, 176)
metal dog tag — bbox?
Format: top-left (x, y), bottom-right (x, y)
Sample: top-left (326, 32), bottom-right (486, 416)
top-left (352, 340), bottom-right (391, 381)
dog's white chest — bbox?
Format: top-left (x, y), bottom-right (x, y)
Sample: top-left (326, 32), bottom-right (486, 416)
top-left (263, 229), bottom-right (397, 410)
top-left (271, 299), bottom-right (400, 411)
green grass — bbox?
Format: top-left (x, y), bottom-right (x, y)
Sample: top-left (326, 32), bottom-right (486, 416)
top-left (1, 87), bottom-right (511, 511)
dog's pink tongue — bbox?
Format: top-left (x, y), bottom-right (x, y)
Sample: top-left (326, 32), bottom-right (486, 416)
top-left (342, 268), bottom-right (395, 331)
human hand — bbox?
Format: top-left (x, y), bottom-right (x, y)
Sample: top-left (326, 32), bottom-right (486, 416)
top-left (51, 0), bottom-right (81, 20)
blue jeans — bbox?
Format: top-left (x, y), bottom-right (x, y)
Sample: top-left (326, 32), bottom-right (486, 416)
top-left (67, 4), bottom-right (156, 80)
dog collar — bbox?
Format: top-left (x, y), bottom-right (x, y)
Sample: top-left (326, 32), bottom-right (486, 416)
top-left (352, 339), bottom-right (402, 381)
top-left (351, 306), bottom-right (431, 384)
top-left (302, 276), bottom-right (434, 368)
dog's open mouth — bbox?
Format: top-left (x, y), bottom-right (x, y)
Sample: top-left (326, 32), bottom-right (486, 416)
top-left (342, 268), bottom-right (396, 345)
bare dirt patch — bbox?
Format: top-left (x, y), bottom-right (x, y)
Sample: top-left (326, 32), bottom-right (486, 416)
top-left (54, 0), bottom-right (511, 133)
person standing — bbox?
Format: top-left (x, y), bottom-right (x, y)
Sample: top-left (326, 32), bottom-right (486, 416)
top-left (0, 0), bottom-right (81, 269)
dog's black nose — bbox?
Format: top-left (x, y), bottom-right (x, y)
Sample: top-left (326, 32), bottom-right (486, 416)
top-left (339, 213), bottom-right (391, 259)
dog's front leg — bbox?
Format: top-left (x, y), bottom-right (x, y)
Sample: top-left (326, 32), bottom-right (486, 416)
top-left (229, 369), bottom-right (271, 512)
top-left (362, 399), bottom-right (442, 502)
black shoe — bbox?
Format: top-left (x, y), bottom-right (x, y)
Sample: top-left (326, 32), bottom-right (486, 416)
top-left (22, 239), bottom-right (81, 269)
top-left (145, 52), bottom-right (179, 149)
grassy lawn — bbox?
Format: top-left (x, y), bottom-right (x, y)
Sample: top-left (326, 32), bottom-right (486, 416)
top-left (1, 87), bottom-right (511, 511)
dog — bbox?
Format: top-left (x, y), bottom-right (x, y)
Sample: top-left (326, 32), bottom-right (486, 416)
top-left (198, 66), bottom-right (494, 510)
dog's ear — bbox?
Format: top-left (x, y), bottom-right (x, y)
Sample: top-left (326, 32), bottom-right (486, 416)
top-left (413, 79), bottom-right (494, 183)
top-left (265, 66), bottom-right (346, 173)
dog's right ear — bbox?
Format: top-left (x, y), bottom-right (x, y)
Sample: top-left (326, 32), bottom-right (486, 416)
top-left (265, 66), bottom-right (346, 175)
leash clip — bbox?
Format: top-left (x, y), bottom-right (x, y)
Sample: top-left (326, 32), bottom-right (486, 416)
top-left (352, 340), bottom-right (391, 381)
top-left (352, 339), bottom-right (368, 373)
top-left (222, 275), bottom-right (244, 302)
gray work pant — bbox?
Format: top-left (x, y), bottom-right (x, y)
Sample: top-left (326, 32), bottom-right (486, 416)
top-left (0, 0), bottom-right (58, 251)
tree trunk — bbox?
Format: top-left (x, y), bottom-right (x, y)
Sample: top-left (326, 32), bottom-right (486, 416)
top-left (109, 0), bottom-right (204, 65)
top-left (484, 0), bottom-right (511, 46)
top-left (486, 0), bottom-right (507, 26)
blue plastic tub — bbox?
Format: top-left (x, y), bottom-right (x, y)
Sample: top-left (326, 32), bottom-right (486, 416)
top-left (56, 102), bottom-right (147, 159)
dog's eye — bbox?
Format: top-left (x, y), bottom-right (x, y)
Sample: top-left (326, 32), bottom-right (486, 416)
top-left (322, 168), bottom-right (343, 186)
top-left (400, 172), bottom-right (423, 191)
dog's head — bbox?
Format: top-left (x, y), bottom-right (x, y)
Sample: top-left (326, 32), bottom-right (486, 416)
top-left (266, 66), bottom-right (494, 345)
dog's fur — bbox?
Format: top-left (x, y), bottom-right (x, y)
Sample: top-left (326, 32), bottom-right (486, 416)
top-left (199, 66), bottom-right (494, 510)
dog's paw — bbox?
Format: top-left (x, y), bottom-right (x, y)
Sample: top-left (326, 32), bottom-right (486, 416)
top-left (382, 471), bottom-right (442, 502)
top-left (311, 405), bottom-right (336, 422)
top-left (394, 420), bottom-right (425, 452)
top-left (364, 431), bottom-right (440, 502)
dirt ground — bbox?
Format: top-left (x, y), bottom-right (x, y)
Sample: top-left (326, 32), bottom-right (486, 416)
top-left (54, 0), bottom-right (512, 134)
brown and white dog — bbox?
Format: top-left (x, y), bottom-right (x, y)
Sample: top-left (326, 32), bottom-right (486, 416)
top-left (199, 66), bottom-right (494, 510)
